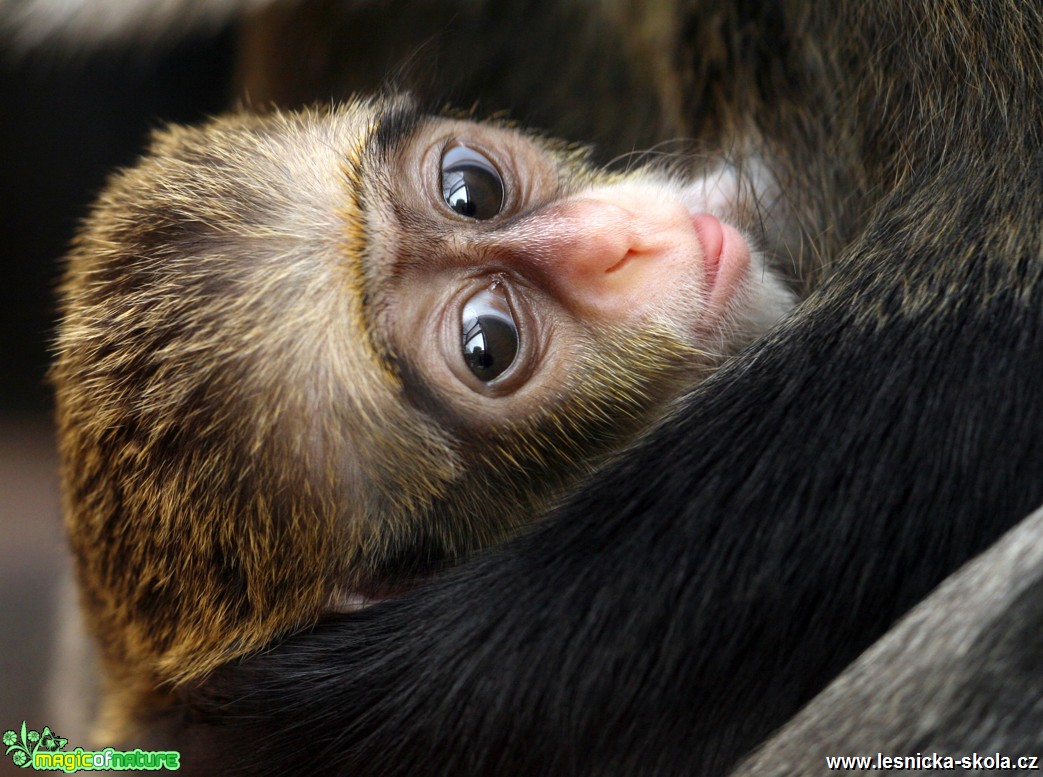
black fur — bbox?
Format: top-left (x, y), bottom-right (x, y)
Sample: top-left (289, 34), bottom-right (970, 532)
top-left (731, 507), bottom-right (1043, 775)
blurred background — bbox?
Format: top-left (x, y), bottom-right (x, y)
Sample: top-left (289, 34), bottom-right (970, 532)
top-left (0, 28), bottom-right (235, 749)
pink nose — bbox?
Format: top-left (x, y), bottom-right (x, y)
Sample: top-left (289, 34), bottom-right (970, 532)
top-left (487, 196), bottom-right (707, 321)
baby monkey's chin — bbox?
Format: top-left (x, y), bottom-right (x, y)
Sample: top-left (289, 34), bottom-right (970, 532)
top-left (650, 210), bottom-right (793, 357)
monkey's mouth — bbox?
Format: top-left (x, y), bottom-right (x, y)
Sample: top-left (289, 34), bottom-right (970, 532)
top-left (691, 213), bottom-right (724, 292)
top-left (688, 211), bottom-right (752, 318)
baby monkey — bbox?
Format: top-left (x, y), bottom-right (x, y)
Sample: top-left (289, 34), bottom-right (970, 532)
top-left (53, 94), bottom-right (795, 737)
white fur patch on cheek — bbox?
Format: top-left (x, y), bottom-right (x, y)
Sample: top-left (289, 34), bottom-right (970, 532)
top-left (728, 250), bottom-right (799, 347)
top-left (680, 164), bottom-right (743, 219)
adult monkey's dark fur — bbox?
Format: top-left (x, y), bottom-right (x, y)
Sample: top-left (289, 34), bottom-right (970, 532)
top-left (155, 1), bottom-right (1043, 774)
top-left (731, 506), bottom-right (1043, 775)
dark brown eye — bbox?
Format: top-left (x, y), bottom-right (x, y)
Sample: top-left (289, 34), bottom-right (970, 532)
top-left (441, 145), bottom-right (504, 220)
top-left (461, 285), bottom-right (518, 382)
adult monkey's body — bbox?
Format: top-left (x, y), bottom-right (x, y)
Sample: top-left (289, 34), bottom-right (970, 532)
top-left (28, 0), bottom-right (1043, 773)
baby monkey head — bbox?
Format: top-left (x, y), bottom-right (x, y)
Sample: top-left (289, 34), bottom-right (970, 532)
top-left (54, 94), bottom-right (794, 697)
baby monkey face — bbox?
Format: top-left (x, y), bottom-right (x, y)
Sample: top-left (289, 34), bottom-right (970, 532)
top-left (359, 103), bottom-right (795, 433)
top-left (56, 96), bottom-right (795, 612)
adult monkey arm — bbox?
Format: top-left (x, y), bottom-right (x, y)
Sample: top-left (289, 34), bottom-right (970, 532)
top-left (165, 1), bottom-right (1043, 774)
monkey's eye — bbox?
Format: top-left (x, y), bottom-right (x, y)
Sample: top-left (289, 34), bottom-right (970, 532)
top-left (461, 285), bottom-right (519, 382)
top-left (441, 146), bottom-right (504, 220)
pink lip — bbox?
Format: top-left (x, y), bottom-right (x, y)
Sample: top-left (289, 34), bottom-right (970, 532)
top-left (691, 214), bottom-right (724, 292)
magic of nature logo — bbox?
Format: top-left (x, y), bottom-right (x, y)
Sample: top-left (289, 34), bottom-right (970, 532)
top-left (3, 721), bottom-right (180, 772)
